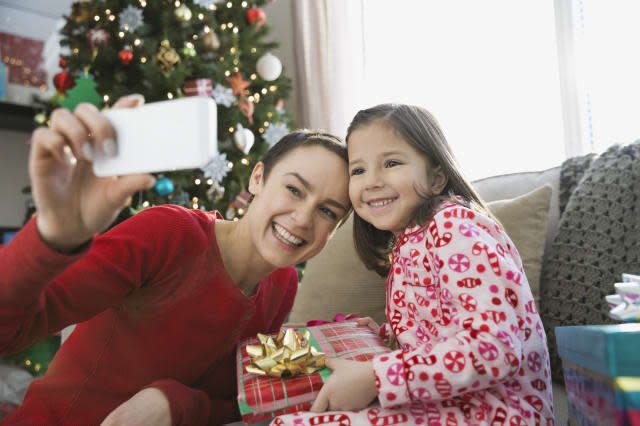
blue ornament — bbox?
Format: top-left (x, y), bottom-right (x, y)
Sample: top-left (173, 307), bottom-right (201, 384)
top-left (154, 177), bottom-right (174, 197)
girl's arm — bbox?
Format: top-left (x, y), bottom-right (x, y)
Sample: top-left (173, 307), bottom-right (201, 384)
top-left (374, 207), bottom-right (526, 409)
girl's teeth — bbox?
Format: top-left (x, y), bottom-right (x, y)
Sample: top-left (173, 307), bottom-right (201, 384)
top-left (369, 199), bottom-right (394, 207)
top-left (273, 223), bottom-right (304, 246)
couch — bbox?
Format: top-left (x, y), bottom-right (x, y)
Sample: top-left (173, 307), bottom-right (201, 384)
top-left (284, 164), bottom-right (570, 425)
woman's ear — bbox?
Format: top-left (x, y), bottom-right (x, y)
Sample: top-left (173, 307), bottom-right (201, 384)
top-left (248, 161), bottom-right (265, 196)
top-left (431, 166), bottom-right (448, 195)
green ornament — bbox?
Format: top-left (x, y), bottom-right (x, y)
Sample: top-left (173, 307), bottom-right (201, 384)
top-left (181, 46), bottom-right (196, 57)
top-left (59, 75), bottom-right (103, 112)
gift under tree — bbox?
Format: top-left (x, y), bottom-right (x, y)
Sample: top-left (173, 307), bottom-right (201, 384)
top-left (33, 0), bottom-right (296, 226)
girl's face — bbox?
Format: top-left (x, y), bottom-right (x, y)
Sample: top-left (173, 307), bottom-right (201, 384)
top-left (248, 145), bottom-right (350, 269)
top-left (348, 123), bottom-right (445, 235)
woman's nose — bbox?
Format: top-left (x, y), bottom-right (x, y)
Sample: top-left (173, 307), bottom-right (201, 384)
top-left (291, 203), bottom-right (314, 228)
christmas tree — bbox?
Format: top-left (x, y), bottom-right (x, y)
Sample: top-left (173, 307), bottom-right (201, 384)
top-left (12, 0), bottom-right (296, 377)
top-left (34, 0), bottom-right (296, 224)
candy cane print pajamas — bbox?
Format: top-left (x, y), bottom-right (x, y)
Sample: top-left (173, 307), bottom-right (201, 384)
top-left (272, 201), bottom-right (554, 425)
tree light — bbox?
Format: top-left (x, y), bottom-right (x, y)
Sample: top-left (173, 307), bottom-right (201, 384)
top-left (195, 179), bottom-right (201, 185)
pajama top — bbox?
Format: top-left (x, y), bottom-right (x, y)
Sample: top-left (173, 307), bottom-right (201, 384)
top-left (273, 200), bottom-right (554, 426)
top-left (0, 205), bottom-right (298, 425)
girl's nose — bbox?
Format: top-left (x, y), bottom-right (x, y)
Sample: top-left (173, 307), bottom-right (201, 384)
top-left (364, 168), bottom-right (383, 190)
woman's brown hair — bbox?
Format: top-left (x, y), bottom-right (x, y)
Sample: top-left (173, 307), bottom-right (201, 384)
top-left (346, 103), bottom-right (493, 276)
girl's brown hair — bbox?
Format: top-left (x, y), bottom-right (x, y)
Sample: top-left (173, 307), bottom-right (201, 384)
top-left (346, 103), bottom-right (493, 276)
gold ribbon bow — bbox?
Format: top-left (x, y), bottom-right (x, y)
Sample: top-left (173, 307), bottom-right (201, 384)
top-left (245, 329), bottom-right (325, 377)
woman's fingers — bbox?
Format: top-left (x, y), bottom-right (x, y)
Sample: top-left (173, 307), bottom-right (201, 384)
top-left (106, 173), bottom-right (156, 208)
top-left (74, 103), bottom-right (117, 159)
top-left (30, 126), bottom-right (73, 167)
top-left (49, 107), bottom-right (91, 162)
top-left (112, 94), bottom-right (145, 109)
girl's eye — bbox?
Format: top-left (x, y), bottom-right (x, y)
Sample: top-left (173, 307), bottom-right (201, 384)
top-left (385, 160), bottom-right (401, 168)
top-left (319, 206), bottom-right (338, 220)
top-left (350, 167), bottom-right (364, 176)
top-left (287, 185), bottom-right (301, 196)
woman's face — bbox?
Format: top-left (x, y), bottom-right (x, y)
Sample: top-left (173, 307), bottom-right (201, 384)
top-left (248, 145), bottom-right (350, 269)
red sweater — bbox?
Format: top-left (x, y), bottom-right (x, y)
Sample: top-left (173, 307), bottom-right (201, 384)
top-left (0, 205), bottom-right (298, 425)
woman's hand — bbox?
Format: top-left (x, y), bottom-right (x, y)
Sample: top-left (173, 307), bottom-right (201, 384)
top-left (100, 387), bottom-right (171, 426)
top-left (357, 317), bottom-right (380, 335)
top-left (31, 95), bottom-right (156, 252)
top-left (310, 358), bottom-right (378, 412)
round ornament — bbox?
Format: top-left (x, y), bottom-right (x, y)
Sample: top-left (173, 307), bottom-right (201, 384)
top-left (154, 177), bottom-right (175, 197)
top-left (175, 5), bottom-right (192, 22)
top-left (246, 8), bottom-right (266, 28)
top-left (86, 28), bottom-right (111, 50)
top-left (201, 31), bottom-right (220, 51)
top-left (233, 123), bottom-right (255, 154)
top-left (118, 48), bottom-right (134, 65)
top-left (256, 53), bottom-right (282, 81)
top-left (59, 58), bottom-right (68, 68)
top-left (181, 45), bottom-right (196, 57)
top-left (53, 71), bottom-right (75, 93)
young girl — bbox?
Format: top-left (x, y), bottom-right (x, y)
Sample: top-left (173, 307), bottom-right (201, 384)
top-left (272, 104), bottom-right (554, 425)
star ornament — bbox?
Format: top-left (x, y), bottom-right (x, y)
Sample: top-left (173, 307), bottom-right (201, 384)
top-left (226, 72), bottom-right (250, 95)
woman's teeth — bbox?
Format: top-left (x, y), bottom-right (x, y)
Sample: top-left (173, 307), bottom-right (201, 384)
top-left (273, 223), bottom-right (305, 247)
top-left (368, 198), bottom-right (395, 207)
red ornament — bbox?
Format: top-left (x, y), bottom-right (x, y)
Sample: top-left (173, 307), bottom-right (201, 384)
top-left (59, 58), bottom-right (68, 68)
top-left (53, 71), bottom-right (75, 93)
top-left (118, 49), bottom-right (134, 65)
top-left (226, 72), bottom-right (250, 95)
top-left (246, 8), bottom-right (266, 28)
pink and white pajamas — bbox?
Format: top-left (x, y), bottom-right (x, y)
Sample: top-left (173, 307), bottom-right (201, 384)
top-left (272, 202), bottom-right (554, 425)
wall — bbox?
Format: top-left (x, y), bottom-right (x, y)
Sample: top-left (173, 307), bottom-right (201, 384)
top-left (0, 129), bottom-right (31, 227)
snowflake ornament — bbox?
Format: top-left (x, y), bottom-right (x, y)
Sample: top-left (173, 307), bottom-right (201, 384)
top-left (194, 0), bottom-right (223, 9)
top-left (212, 84), bottom-right (235, 107)
top-left (262, 122), bottom-right (289, 147)
top-left (119, 5), bottom-right (144, 32)
top-left (201, 152), bottom-right (231, 182)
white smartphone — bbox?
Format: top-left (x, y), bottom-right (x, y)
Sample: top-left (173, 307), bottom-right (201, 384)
top-left (93, 96), bottom-right (217, 177)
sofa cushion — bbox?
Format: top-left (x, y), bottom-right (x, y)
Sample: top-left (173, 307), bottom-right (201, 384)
top-left (487, 184), bottom-right (553, 304)
top-left (290, 184), bottom-right (554, 324)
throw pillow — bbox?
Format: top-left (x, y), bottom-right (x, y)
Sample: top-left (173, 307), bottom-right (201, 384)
top-left (289, 185), bottom-right (553, 325)
top-left (487, 184), bottom-right (553, 305)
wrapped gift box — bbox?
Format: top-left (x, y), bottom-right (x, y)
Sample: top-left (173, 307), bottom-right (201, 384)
top-left (556, 323), bottom-right (640, 425)
top-left (236, 322), bottom-right (390, 424)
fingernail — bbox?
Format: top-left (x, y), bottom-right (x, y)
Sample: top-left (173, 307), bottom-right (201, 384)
top-left (103, 138), bottom-right (118, 157)
top-left (63, 145), bottom-right (77, 166)
top-left (126, 94), bottom-right (145, 105)
top-left (82, 143), bottom-right (94, 161)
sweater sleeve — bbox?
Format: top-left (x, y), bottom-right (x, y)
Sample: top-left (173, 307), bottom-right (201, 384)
top-left (373, 208), bottom-right (524, 409)
top-left (0, 207), bottom-right (179, 355)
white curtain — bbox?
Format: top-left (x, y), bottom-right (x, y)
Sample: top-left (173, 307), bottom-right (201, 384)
top-left (291, 0), bottom-right (366, 137)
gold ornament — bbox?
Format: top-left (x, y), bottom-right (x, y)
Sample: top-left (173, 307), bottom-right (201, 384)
top-left (70, 3), bottom-right (90, 24)
top-left (155, 40), bottom-right (181, 77)
top-left (175, 5), bottom-right (192, 22)
top-left (202, 31), bottom-right (220, 51)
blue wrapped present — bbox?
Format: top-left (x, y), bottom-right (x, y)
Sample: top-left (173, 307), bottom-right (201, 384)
top-left (556, 324), bottom-right (640, 425)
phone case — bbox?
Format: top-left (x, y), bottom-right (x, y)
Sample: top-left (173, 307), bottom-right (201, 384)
top-left (93, 96), bottom-right (217, 177)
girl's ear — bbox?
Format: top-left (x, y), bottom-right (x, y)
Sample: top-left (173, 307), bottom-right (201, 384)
top-left (248, 161), bottom-right (265, 196)
top-left (431, 166), bottom-right (448, 195)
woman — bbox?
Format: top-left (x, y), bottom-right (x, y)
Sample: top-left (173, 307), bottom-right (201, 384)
top-left (0, 95), bottom-right (351, 425)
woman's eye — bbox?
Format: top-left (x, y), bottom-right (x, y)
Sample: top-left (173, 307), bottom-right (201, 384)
top-left (385, 160), bottom-right (401, 168)
top-left (287, 185), bottom-right (300, 196)
top-left (350, 167), bottom-right (364, 176)
top-left (320, 207), bottom-right (337, 219)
